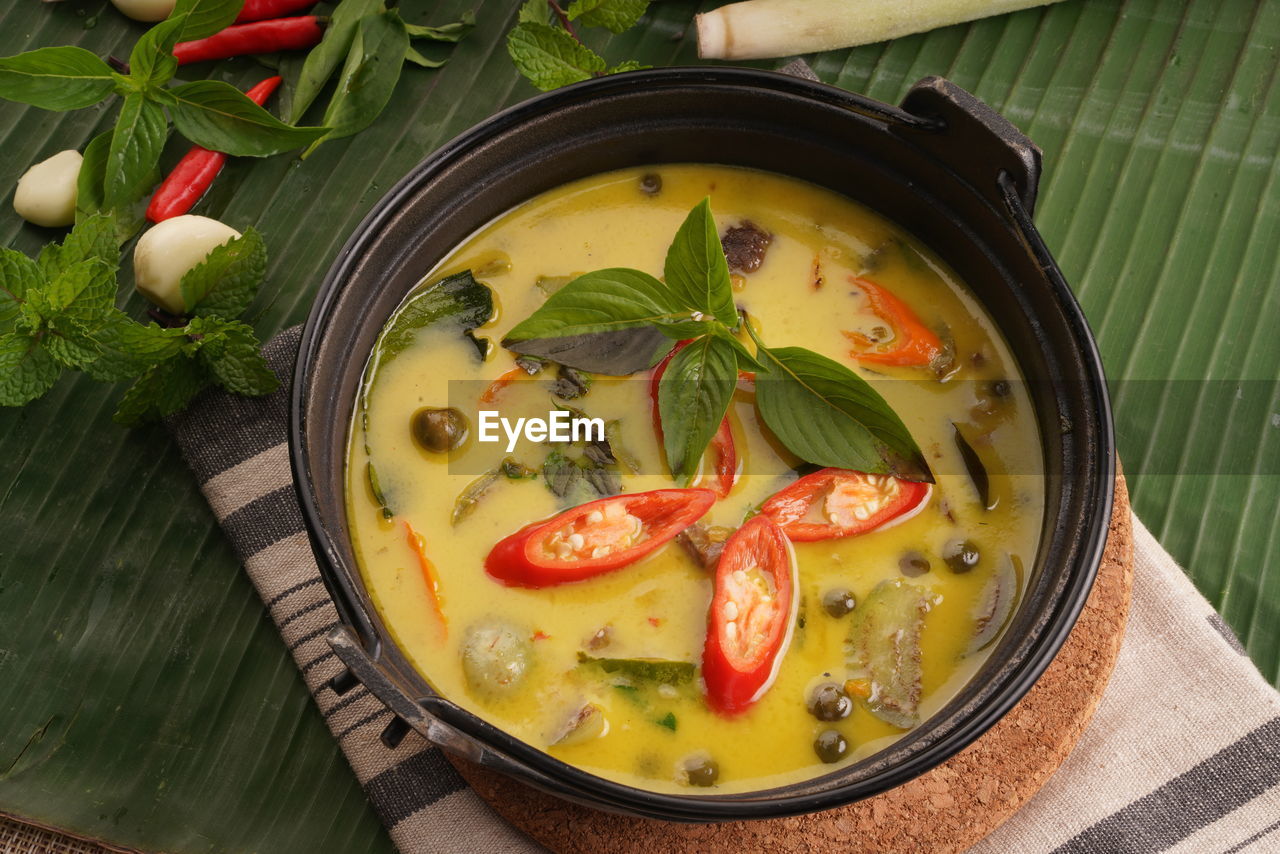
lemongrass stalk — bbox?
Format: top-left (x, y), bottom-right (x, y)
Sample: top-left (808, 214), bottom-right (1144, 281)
top-left (697, 0), bottom-right (1065, 60)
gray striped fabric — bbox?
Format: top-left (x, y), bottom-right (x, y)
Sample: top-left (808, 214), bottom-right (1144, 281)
top-left (169, 326), bottom-right (1280, 853)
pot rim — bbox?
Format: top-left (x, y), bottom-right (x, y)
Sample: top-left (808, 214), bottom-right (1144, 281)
top-left (290, 66), bottom-right (1115, 820)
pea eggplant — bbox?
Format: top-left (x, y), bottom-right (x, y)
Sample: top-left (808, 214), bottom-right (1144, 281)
top-left (702, 515), bottom-right (797, 715)
top-left (485, 489), bottom-right (717, 587)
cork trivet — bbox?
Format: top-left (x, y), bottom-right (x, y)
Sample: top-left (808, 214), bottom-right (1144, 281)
top-left (451, 474), bottom-right (1134, 854)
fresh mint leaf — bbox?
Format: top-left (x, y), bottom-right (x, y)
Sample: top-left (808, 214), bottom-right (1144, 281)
top-left (1, 250), bottom-right (43, 330)
top-left (38, 214), bottom-right (119, 281)
top-left (307, 10), bottom-right (410, 155)
top-left (44, 318), bottom-right (102, 369)
top-left (191, 318), bottom-right (279, 396)
top-left (130, 14), bottom-right (186, 88)
top-left (0, 333), bottom-right (61, 406)
top-left (181, 227), bottom-right (266, 319)
top-left (289, 0), bottom-right (383, 123)
top-left (664, 198), bottom-right (737, 326)
top-left (114, 356), bottom-right (208, 425)
top-left (83, 312), bottom-right (185, 382)
top-left (105, 95), bottom-right (168, 210)
top-left (404, 12), bottom-right (475, 42)
top-left (518, 0), bottom-right (548, 24)
top-left (44, 259), bottom-right (116, 328)
top-left (567, 0), bottom-right (650, 33)
top-left (608, 59), bottom-right (648, 74)
top-left (171, 0), bottom-right (245, 42)
top-left (507, 22), bottom-right (605, 91)
top-left (0, 47), bottom-right (116, 111)
top-left (752, 343), bottom-right (932, 482)
top-left (658, 335), bottom-right (737, 482)
top-left (168, 80), bottom-right (328, 156)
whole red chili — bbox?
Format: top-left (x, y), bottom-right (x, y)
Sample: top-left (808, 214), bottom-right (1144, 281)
top-left (146, 76), bottom-right (282, 223)
top-left (236, 0), bottom-right (318, 23)
top-left (173, 17), bottom-right (325, 66)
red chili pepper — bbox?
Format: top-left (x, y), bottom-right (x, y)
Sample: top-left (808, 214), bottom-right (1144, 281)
top-left (702, 515), bottom-right (796, 716)
top-left (403, 520), bottom-right (447, 639)
top-left (650, 341), bottom-right (739, 498)
top-left (844, 277), bottom-right (942, 367)
top-left (146, 76), bottom-right (282, 223)
top-left (760, 468), bottom-right (932, 542)
top-left (236, 0), bottom-right (317, 23)
top-left (485, 489), bottom-right (716, 588)
top-left (173, 16), bottom-right (325, 65)
top-left (479, 366), bottom-right (527, 404)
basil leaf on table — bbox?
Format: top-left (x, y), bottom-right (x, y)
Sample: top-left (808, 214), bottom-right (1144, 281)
top-left (76, 133), bottom-right (154, 242)
top-left (171, 0), bottom-right (246, 42)
top-left (506, 22), bottom-right (606, 91)
top-left (105, 94), bottom-right (169, 210)
top-left (129, 14), bottom-right (186, 89)
top-left (567, 0), bottom-right (651, 34)
top-left (658, 334), bottom-right (737, 482)
top-left (753, 344), bottom-right (933, 482)
top-left (0, 47), bottom-right (117, 110)
top-left (289, 0), bottom-right (384, 123)
top-left (167, 80), bottom-right (328, 156)
top-left (664, 197), bottom-right (738, 326)
top-left (403, 12), bottom-right (476, 42)
top-left (180, 227), bottom-right (267, 319)
top-left (306, 9), bottom-right (410, 156)
top-left (404, 47), bottom-right (445, 69)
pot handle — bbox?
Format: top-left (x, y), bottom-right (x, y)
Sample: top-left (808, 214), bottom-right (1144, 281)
top-left (895, 77), bottom-right (1043, 218)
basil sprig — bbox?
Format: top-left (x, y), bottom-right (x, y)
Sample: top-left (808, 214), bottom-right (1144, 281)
top-left (0, 0), bottom-right (327, 237)
top-left (500, 199), bottom-right (933, 483)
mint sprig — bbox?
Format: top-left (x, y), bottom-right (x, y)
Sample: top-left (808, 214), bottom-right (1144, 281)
top-left (0, 215), bottom-right (278, 424)
top-left (499, 199), bottom-right (934, 483)
top-left (508, 0), bottom-right (651, 91)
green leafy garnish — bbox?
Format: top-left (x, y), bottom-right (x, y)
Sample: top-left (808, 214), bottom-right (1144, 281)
top-left (654, 711), bottom-right (677, 731)
top-left (0, 215), bottom-right (278, 423)
top-left (577, 653), bottom-right (696, 686)
top-left (369, 271), bottom-right (494, 372)
top-left (507, 0), bottom-right (651, 92)
top-left (499, 198), bottom-right (934, 483)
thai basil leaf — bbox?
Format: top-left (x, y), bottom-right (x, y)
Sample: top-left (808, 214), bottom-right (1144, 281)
top-left (506, 326), bottom-right (671, 376)
top-left (664, 198), bottom-right (737, 326)
top-left (289, 0), bottom-right (383, 123)
top-left (307, 9), bottom-right (410, 155)
top-left (371, 271), bottom-right (494, 372)
top-left (171, 0), bottom-right (245, 41)
top-left (76, 132), bottom-right (154, 242)
top-left (105, 94), bottom-right (168, 209)
top-left (567, 0), bottom-right (650, 34)
top-left (0, 47), bottom-right (116, 111)
top-left (129, 14), bottom-right (186, 88)
top-left (168, 80), bottom-right (328, 156)
top-left (404, 12), bottom-right (475, 42)
top-left (504, 268), bottom-right (687, 345)
top-left (404, 47), bottom-right (445, 69)
top-left (753, 343), bottom-right (932, 482)
top-left (658, 335), bottom-right (736, 482)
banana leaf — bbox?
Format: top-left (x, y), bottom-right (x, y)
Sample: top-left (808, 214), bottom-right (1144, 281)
top-left (0, 0), bottom-right (1277, 850)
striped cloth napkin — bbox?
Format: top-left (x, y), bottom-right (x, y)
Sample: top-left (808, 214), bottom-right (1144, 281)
top-left (168, 326), bottom-right (1280, 853)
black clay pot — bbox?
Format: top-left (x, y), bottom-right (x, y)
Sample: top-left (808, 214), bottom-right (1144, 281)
top-left (290, 68), bottom-right (1114, 822)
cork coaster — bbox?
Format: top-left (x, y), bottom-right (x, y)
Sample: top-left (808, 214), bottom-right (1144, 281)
top-left (450, 474), bottom-right (1134, 854)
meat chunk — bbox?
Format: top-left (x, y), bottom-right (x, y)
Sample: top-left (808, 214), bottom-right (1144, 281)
top-left (721, 221), bottom-right (773, 273)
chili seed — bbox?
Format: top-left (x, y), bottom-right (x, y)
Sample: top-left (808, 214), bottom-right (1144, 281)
top-left (807, 682), bottom-right (852, 722)
top-left (822, 588), bottom-right (857, 618)
top-left (899, 550), bottom-right (931, 578)
top-left (943, 539), bottom-right (982, 574)
top-left (639, 173), bottom-right (662, 196)
top-left (814, 730), bottom-right (849, 764)
top-left (681, 756), bottom-right (719, 787)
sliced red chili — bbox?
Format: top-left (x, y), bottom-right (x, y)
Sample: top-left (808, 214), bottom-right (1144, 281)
top-left (236, 0), bottom-right (317, 22)
top-left (650, 341), bottom-right (739, 498)
top-left (146, 76), bottom-right (282, 223)
top-left (760, 468), bottom-right (932, 542)
top-left (403, 519), bottom-right (447, 640)
top-left (174, 16), bottom-right (325, 65)
top-left (702, 515), bottom-right (796, 716)
top-left (485, 488), bottom-right (717, 588)
top-left (844, 277), bottom-right (942, 367)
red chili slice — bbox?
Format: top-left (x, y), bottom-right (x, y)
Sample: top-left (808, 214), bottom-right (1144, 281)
top-left (760, 468), bottom-right (932, 542)
top-left (650, 341), bottom-right (739, 498)
top-left (485, 488), bottom-right (717, 588)
top-left (702, 515), bottom-right (797, 716)
top-left (844, 277), bottom-right (942, 367)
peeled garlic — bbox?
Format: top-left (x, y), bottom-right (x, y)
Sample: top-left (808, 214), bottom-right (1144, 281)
top-left (134, 215), bottom-right (241, 315)
top-left (13, 150), bottom-right (83, 228)
top-left (110, 0), bottom-right (178, 23)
